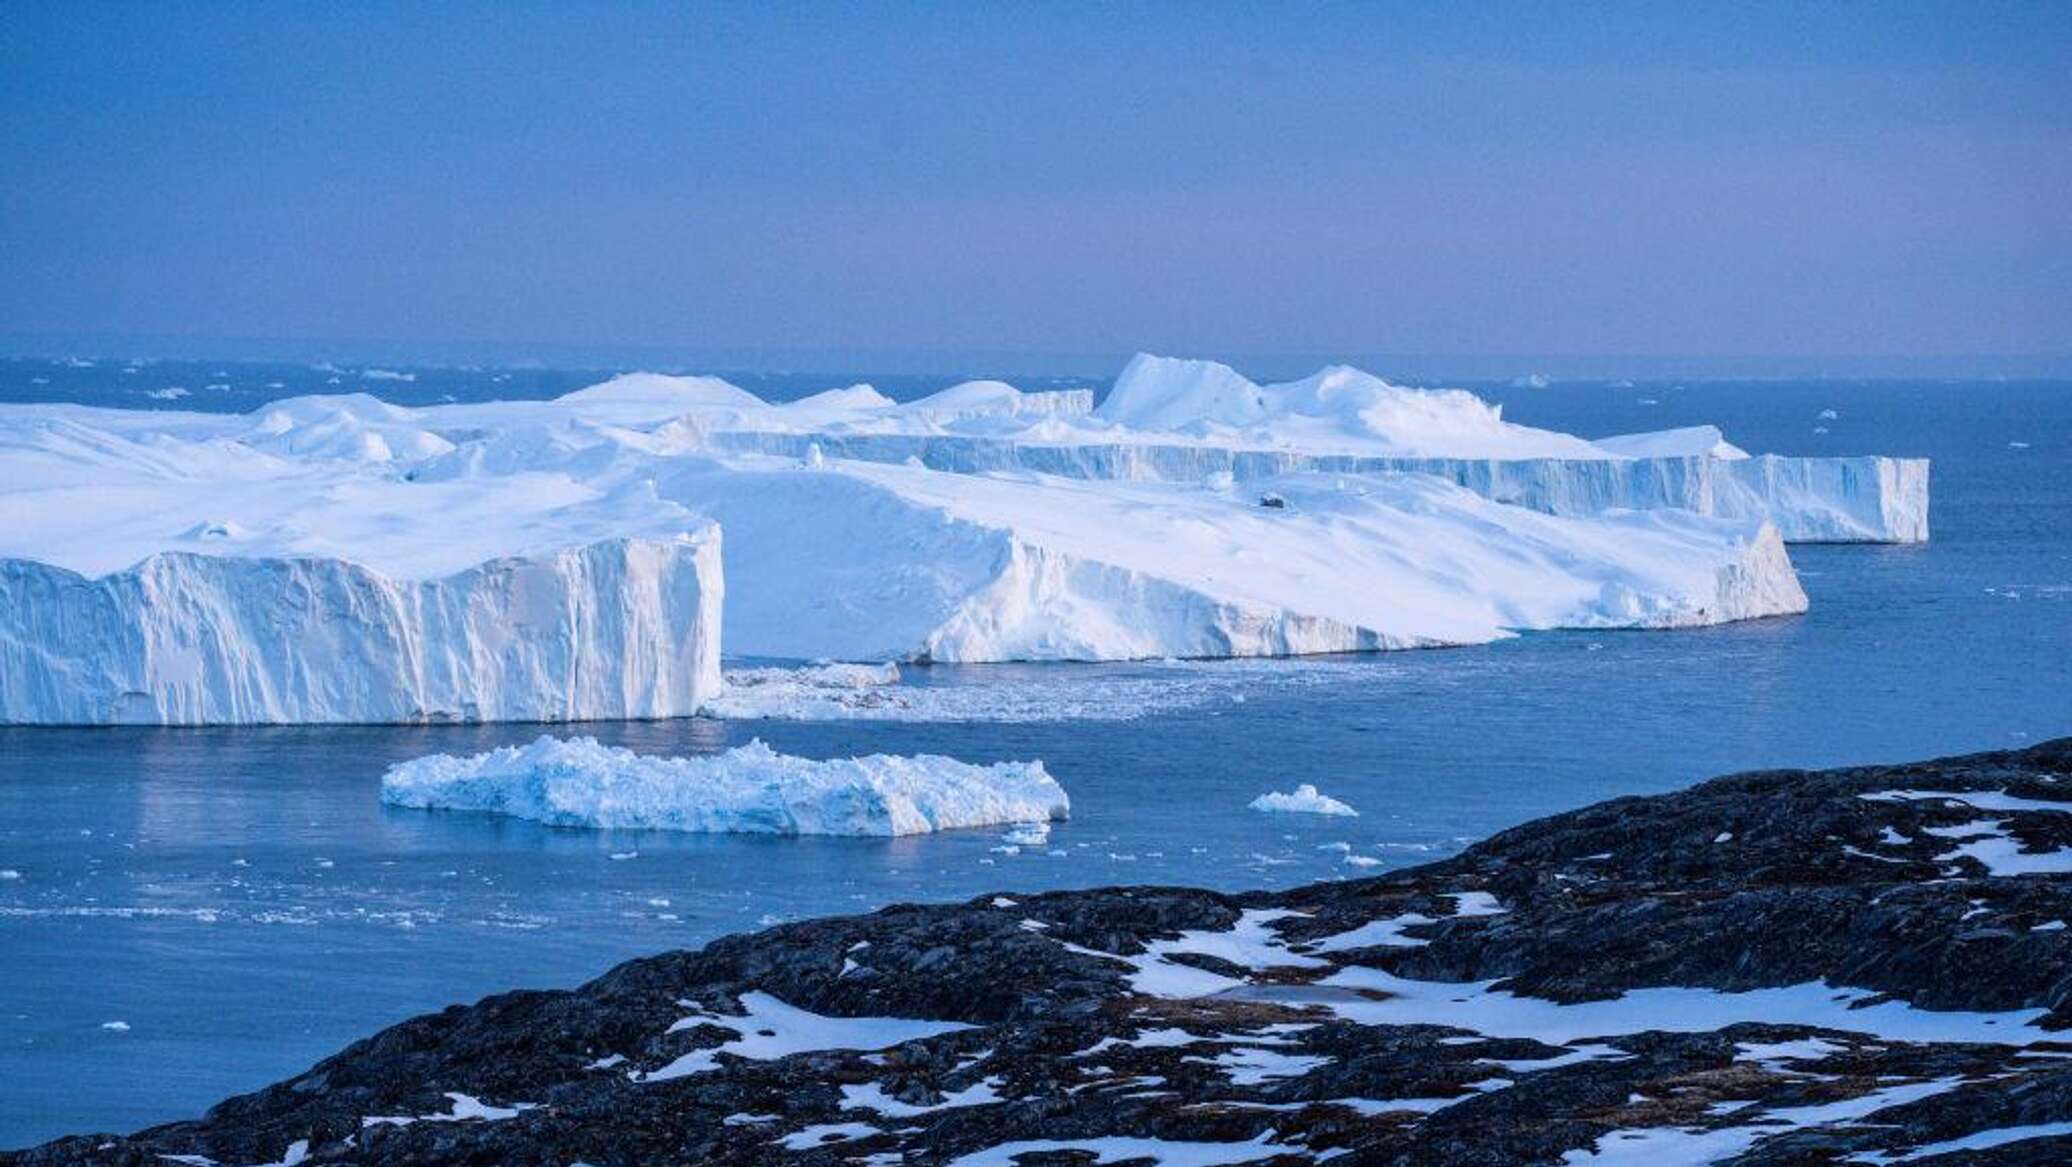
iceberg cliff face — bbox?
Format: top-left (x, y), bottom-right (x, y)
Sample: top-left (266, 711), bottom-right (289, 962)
top-left (1712, 453), bottom-right (1929, 544)
top-left (650, 456), bottom-right (1807, 663)
top-left (704, 432), bottom-right (1928, 544)
top-left (0, 533), bottom-right (721, 725)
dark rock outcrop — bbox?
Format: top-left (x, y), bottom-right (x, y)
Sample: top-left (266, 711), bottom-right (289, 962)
top-left (13, 739), bottom-right (2072, 1165)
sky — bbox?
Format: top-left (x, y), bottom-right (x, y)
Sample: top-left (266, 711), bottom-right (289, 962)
top-left (2, 2), bottom-right (2068, 373)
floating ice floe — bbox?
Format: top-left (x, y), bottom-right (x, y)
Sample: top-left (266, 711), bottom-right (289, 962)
top-left (1249, 785), bottom-right (1358, 817)
top-left (380, 736), bottom-right (1068, 837)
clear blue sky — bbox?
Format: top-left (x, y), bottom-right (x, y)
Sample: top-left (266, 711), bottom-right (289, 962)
top-left (3, 2), bottom-right (2067, 370)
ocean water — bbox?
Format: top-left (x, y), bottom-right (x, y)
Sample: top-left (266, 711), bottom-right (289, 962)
top-left (0, 360), bottom-right (2067, 1147)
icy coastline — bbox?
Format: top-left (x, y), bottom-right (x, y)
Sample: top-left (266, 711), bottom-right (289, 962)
top-left (32, 739), bottom-right (2072, 1166)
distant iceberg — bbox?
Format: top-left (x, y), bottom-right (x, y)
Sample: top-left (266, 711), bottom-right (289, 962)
top-left (380, 736), bottom-right (1068, 837)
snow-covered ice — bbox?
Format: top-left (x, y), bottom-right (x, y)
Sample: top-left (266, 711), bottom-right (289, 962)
top-left (1249, 785), bottom-right (1359, 817)
top-left (2, 532), bottom-right (720, 725)
top-left (673, 455), bottom-right (1808, 662)
top-left (0, 351), bottom-right (1927, 721)
top-left (380, 735), bottom-right (1068, 837)
top-left (708, 353), bottom-right (1928, 543)
top-left (1591, 425), bottom-right (1749, 460)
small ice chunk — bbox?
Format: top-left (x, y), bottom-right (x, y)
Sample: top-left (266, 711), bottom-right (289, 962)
top-left (1001, 821), bottom-right (1051, 847)
top-left (1249, 784), bottom-right (1357, 817)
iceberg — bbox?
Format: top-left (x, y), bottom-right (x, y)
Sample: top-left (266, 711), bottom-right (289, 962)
top-left (659, 455), bottom-right (1807, 662)
top-left (706, 431), bottom-right (1928, 544)
top-left (0, 409), bottom-right (723, 725)
top-left (0, 350), bottom-right (1899, 720)
top-left (1, 535), bottom-right (721, 725)
top-left (1592, 424), bottom-right (1749, 460)
top-left (1249, 785), bottom-right (1358, 816)
top-left (395, 353), bottom-right (1927, 546)
top-left (380, 736), bottom-right (1068, 837)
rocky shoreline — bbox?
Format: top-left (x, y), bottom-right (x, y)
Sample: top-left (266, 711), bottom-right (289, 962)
top-left (13, 740), bottom-right (2072, 1166)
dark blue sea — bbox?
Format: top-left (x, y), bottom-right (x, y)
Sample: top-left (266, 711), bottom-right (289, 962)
top-left (1, 357), bottom-right (2067, 1146)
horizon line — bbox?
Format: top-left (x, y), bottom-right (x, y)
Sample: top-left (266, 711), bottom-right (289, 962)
top-left (4, 331), bottom-right (2070, 383)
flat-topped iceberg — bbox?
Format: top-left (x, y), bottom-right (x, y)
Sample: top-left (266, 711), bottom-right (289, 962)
top-left (398, 354), bottom-right (1924, 547)
top-left (2, 535), bottom-right (721, 725)
top-left (380, 736), bottom-right (1068, 836)
top-left (659, 455), bottom-right (1806, 662)
top-left (0, 406), bottom-right (723, 724)
top-left (0, 352), bottom-right (1907, 720)
top-left (707, 430), bottom-right (1927, 543)
top-left (694, 354), bottom-right (1926, 543)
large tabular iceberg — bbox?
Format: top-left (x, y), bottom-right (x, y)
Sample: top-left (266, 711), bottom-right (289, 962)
top-left (380, 735), bottom-right (1068, 836)
top-left (0, 353), bottom-right (1920, 721)
top-left (705, 355), bottom-right (1929, 544)
top-left (653, 455), bottom-right (1806, 662)
top-left (2, 536), bottom-right (720, 725)
top-left (0, 399), bottom-right (723, 724)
